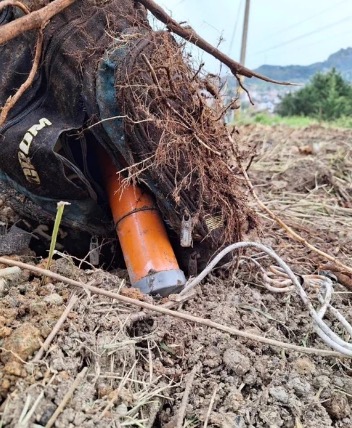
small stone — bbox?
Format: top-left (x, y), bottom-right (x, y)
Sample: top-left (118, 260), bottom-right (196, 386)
top-left (37, 404), bottom-right (56, 425)
top-left (97, 383), bottom-right (113, 398)
top-left (3, 361), bottom-right (24, 377)
top-left (116, 403), bottom-right (128, 416)
top-left (1, 378), bottom-right (11, 391)
top-left (203, 346), bottom-right (222, 368)
top-left (243, 370), bottom-right (257, 386)
top-left (45, 283), bottom-right (56, 293)
top-left (333, 377), bottom-right (344, 388)
top-left (225, 389), bottom-right (245, 411)
top-left (74, 412), bottom-right (87, 425)
top-left (259, 408), bottom-right (283, 427)
top-left (0, 279), bottom-right (8, 297)
top-left (0, 326), bottom-right (12, 338)
top-left (313, 375), bottom-right (330, 389)
top-left (35, 370), bottom-right (44, 381)
top-left (65, 408), bottom-right (76, 423)
top-left (30, 301), bottom-right (47, 315)
top-left (210, 412), bottom-right (239, 428)
top-left (269, 386), bottom-right (289, 404)
top-left (288, 377), bottom-right (311, 397)
top-left (1, 323), bottom-right (41, 363)
top-left (233, 415), bottom-right (246, 428)
top-left (60, 371), bottom-right (71, 381)
top-left (223, 349), bottom-right (250, 375)
top-left (44, 293), bottom-right (64, 306)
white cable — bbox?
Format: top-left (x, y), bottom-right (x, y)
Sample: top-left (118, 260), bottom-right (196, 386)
top-left (181, 242), bottom-right (352, 357)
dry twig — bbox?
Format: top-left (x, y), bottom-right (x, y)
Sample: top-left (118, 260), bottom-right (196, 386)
top-left (136, 0), bottom-right (294, 85)
top-left (45, 366), bottom-right (88, 428)
top-left (0, 256), bottom-right (345, 357)
top-left (176, 364), bottom-right (201, 428)
top-left (203, 385), bottom-right (218, 428)
top-left (99, 361), bottom-right (137, 420)
top-left (32, 294), bottom-right (78, 362)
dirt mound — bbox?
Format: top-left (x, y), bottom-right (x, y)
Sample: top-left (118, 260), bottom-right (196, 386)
top-left (1, 124), bottom-right (352, 427)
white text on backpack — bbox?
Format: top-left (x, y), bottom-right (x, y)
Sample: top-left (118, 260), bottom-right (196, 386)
top-left (18, 118), bottom-right (52, 185)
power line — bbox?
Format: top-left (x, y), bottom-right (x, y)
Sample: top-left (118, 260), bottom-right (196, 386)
top-left (284, 29), bottom-right (352, 54)
top-left (254, 15), bottom-right (351, 55)
top-left (262, 0), bottom-right (349, 40)
top-left (248, 28), bottom-right (352, 63)
top-left (228, 0), bottom-right (243, 55)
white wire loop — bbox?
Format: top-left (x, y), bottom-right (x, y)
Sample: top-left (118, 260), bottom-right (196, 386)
top-left (180, 242), bottom-right (352, 357)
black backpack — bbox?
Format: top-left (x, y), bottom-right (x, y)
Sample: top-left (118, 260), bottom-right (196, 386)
top-left (0, 0), bottom-right (255, 269)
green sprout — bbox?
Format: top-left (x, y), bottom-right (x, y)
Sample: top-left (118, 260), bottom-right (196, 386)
top-left (45, 201), bottom-right (70, 271)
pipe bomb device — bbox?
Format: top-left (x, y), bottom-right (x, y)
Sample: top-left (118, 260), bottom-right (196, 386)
top-left (99, 151), bottom-right (186, 296)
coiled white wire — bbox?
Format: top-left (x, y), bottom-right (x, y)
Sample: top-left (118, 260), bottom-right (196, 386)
top-left (180, 242), bottom-right (352, 357)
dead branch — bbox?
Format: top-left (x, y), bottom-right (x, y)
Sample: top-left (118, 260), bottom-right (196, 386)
top-left (0, 256), bottom-right (346, 357)
top-left (135, 0), bottom-right (294, 86)
top-left (0, 0), bottom-right (76, 45)
top-left (0, 29), bottom-right (43, 126)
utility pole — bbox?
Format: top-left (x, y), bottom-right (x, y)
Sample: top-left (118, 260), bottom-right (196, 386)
top-left (240, 0), bottom-right (251, 66)
top-left (234, 0), bottom-right (251, 121)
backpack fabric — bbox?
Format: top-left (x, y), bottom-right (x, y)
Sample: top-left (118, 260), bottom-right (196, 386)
top-left (0, 0), bottom-right (147, 236)
top-left (0, 0), bottom-right (254, 269)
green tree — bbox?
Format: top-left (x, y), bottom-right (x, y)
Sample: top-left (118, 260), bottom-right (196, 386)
top-left (276, 69), bottom-right (352, 121)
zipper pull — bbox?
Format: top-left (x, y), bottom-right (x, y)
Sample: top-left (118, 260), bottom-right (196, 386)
top-left (180, 211), bottom-right (193, 248)
top-left (89, 235), bottom-right (100, 266)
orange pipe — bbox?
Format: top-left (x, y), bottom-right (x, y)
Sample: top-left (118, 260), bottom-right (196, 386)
top-left (99, 150), bottom-right (186, 295)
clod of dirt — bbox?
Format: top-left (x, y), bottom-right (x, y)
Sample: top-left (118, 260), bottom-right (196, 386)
top-left (1, 322), bottom-right (41, 363)
top-left (292, 357), bottom-right (316, 375)
top-left (43, 293), bottom-right (64, 305)
top-left (222, 349), bottom-right (250, 375)
top-left (210, 412), bottom-right (244, 428)
top-left (278, 160), bottom-right (333, 193)
top-left (203, 345), bottom-right (222, 368)
top-left (3, 361), bottom-right (26, 377)
top-left (287, 377), bottom-right (311, 397)
top-left (258, 407), bottom-right (286, 427)
top-left (269, 386), bottom-right (289, 404)
top-left (0, 326), bottom-right (11, 338)
top-left (0, 315), bottom-right (12, 338)
top-left (323, 392), bottom-right (351, 420)
top-left (313, 375), bottom-right (330, 389)
top-left (224, 387), bottom-right (245, 411)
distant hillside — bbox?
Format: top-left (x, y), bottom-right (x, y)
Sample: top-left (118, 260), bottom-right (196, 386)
top-left (253, 47), bottom-right (352, 84)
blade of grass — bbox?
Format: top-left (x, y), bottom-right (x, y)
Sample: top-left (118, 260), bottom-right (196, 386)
top-left (45, 201), bottom-right (70, 271)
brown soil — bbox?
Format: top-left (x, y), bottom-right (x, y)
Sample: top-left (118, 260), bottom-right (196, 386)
top-left (1, 124), bottom-right (352, 427)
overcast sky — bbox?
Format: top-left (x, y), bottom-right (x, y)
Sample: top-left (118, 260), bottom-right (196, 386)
top-left (157, 0), bottom-right (352, 73)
